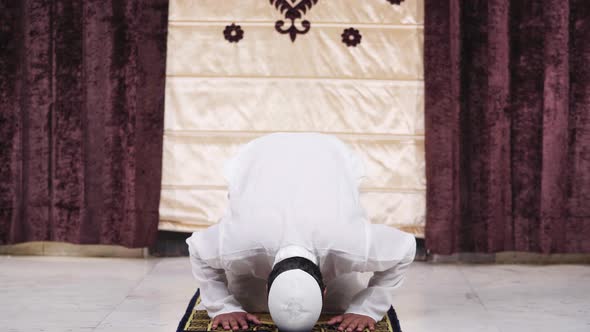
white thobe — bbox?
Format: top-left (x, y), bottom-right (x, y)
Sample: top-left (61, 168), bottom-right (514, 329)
top-left (186, 133), bottom-right (416, 322)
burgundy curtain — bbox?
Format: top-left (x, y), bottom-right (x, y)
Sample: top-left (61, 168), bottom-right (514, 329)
top-left (0, 0), bottom-right (169, 248)
top-left (425, 0), bottom-right (590, 255)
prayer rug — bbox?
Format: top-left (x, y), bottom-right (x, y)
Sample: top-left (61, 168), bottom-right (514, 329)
top-left (177, 289), bottom-right (402, 332)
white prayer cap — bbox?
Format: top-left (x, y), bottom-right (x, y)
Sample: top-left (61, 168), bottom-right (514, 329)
top-left (268, 269), bottom-right (323, 332)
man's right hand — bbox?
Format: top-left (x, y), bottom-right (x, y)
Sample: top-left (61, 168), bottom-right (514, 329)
top-left (212, 312), bottom-right (262, 330)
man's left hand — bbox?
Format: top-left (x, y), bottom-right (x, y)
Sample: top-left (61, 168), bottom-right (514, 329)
top-left (327, 313), bottom-right (376, 332)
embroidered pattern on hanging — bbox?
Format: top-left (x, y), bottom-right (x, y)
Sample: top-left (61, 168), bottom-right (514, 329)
top-left (270, 0), bottom-right (319, 42)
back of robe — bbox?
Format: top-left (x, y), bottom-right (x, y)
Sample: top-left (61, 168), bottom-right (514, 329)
top-left (219, 133), bottom-right (370, 267)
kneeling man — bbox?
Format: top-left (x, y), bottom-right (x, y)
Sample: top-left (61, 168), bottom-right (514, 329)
top-left (187, 133), bottom-right (416, 332)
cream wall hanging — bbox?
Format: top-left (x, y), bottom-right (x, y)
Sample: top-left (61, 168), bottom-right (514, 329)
top-left (160, 0), bottom-right (426, 237)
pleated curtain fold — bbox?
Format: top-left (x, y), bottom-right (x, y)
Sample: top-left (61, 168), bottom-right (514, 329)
top-left (0, 0), bottom-right (169, 247)
top-left (425, 0), bottom-right (590, 254)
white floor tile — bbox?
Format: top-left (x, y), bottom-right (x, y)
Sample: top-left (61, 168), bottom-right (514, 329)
top-left (1, 256), bottom-right (589, 332)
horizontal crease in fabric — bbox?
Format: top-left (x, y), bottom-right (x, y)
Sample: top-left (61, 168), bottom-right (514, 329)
top-left (160, 184), bottom-right (425, 193)
top-left (169, 21), bottom-right (424, 29)
top-left (162, 130), bottom-right (426, 140)
top-left (165, 75), bottom-right (425, 83)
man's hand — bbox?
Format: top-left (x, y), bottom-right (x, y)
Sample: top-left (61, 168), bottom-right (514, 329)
top-left (328, 313), bottom-right (376, 332)
top-left (211, 312), bottom-right (261, 330)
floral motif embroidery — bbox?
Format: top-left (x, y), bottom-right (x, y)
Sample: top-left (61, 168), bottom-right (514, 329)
top-left (224, 1), bottom-right (401, 44)
top-left (270, 0), bottom-right (318, 42)
top-left (341, 28), bottom-right (362, 47)
top-left (223, 23), bottom-right (244, 43)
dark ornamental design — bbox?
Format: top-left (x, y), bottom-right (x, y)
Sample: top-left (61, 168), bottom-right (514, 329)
top-left (223, 23), bottom-right (244, 43)
top-left (270, 0), bottom-right (319, 42)
top-left (341, 28), bottom-right (362, 47)
top-left (387, 0), bottom-right (404, 5)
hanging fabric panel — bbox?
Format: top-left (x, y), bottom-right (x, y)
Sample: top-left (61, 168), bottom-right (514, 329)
top-left (160, 0), bottom-right (425, 237)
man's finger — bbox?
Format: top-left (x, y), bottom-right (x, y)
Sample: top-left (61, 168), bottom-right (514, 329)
top-left (238, 318), bottom-right (248, 330)
top-left (339, 316), bottom-right (354, 331)
top-left (230, 319), bottom-right (239, 330)
top-left (328, 315), bottom-right (343, 325)
top-left (346, 318), bottom-right (361, 332)
top-left (222, 319), bottom-right (231, 330)
top-left (356, 320), bottom-right (367, 332)
top-left (368, 321), bottom-right (376, 331)
top-left (246, 313), bottom-right (261, 324)
top-left (212, 317), bottom-right (220, 329)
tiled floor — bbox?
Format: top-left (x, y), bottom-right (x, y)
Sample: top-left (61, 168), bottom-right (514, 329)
top-left (1, 256), bottom-right (589, 332)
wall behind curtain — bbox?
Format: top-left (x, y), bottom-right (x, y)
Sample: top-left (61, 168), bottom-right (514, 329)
top-left (0, 0), bottom-right (169, 247)
top-left (160, 0), bottom-right (426, 236)
top-left (425, 0), bottom-right (590, 254)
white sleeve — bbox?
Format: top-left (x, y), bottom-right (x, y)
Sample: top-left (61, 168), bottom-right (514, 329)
top-left (344, 226), bottom-right (416, 322)
top-left (348, 149), bottom-right (366, 186)
top-left (186, 231), bottom-right (246, 318)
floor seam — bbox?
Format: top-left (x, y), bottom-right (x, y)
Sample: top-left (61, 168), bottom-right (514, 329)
top-left (90, 258), bottom-right (162, 331)
top-left (458, 266), bottom-right (503, 332)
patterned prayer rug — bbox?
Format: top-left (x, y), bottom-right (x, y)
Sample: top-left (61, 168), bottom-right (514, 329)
top-left (177, 289), bottom-right (402, 332)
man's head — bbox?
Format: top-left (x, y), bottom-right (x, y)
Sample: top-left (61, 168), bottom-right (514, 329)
top-left (267, 256), bottom-right (325, 332)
